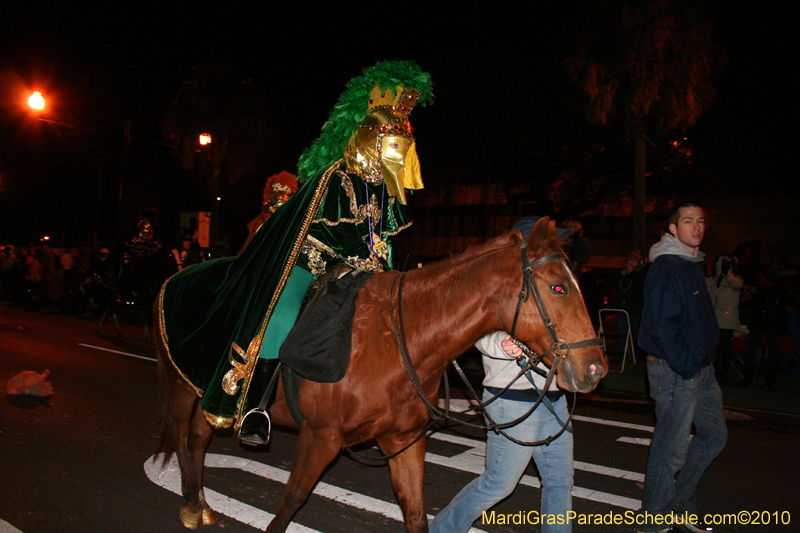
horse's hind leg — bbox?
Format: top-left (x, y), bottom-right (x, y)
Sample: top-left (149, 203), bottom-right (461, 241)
top-left (266, 426), bottom-right (342, 533)
top-left (381, 435), bottom-right (429, 532)
top-left (143, 320), bottom-right (153, 343)
top-left (167, 383), bottom-right (214, 529)
top-left (111, 311), bottom-right (124, 340)
top-left (188, 400), bottom-right (216, 527)
top-left (95, 308), bottom-right (109, 335)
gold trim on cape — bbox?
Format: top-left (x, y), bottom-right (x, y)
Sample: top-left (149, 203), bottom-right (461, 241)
top-left (221, 342), bottom-right (250, 395)
top-left (313, 171), bottom-right (362, 226)
top-left (232, 159), bottom-right (342, 429)
top-left (155, 160), bottom-right (342, 430)
top-left (156, 275), bottom-right (204, 398)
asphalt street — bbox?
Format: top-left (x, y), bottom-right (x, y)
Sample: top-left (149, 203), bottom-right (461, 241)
top-left (1, 304), bottom-right (798, 533)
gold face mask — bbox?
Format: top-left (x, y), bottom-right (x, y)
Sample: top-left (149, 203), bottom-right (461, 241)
top-left (263, 186), bottom-right (291, 214)
top-left (137, 221), bottom-right (154, 243)
top-left (343, 106), bottom-right (423, 205)
top-left (380, 135), bottom-right (410, 203)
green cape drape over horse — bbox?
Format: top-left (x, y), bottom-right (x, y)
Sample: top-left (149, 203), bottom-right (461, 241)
top-left (156, 61), bottom-right (433, 429)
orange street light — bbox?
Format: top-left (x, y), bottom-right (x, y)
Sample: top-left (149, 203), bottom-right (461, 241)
top-left (28, 91), bottom-right (45, 111)
top-left (199, 133), bottom-right (212, 145)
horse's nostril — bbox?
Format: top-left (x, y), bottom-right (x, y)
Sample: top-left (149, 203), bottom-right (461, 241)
top-left (588, 364), bottom-right (602, 380)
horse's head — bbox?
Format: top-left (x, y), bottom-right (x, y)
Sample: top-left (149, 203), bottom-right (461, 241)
top-left (507, 217), bottom-right (607, 393)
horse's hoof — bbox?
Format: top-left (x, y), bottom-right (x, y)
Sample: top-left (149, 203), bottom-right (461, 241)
top-left (179, 503), bottom-right (203, 529)
top-left (201, 508), bottom-right (217, 526)
top-left (197, 489), bottom-right (216, 526)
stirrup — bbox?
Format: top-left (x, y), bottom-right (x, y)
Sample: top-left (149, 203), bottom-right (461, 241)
top-left (238, 408), bottom-right (272, 446)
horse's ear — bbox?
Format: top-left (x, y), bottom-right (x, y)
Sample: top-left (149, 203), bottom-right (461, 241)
top-left (527, 216), bottom-right (552, 255)
top-left (549, 220), bottom-right (559, 240)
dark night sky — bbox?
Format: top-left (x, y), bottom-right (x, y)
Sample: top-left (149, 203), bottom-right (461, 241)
top-left (1, 1), bottom-right (797, 248)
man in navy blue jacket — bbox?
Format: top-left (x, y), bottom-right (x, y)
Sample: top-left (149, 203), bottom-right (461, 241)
top-left (635, 203), bottom-right (727, 533)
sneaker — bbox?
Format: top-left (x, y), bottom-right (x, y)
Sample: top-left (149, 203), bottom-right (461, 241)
top-left (674, 519), bottom-right (714, 533)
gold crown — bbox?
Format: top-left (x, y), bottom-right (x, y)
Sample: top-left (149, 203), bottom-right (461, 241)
top-left (272, 183), bottom-right (293, 194)
top-left (363, 84), bottom-right (421, 137)
top-left (262, 171), bottom-right (298, 205)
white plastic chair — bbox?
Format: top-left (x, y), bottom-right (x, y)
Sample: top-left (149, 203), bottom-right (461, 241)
top-left (598, 308), bottom-right (637, 373)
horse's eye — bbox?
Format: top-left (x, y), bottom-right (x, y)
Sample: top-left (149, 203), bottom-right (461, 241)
top-left (551, 284), bottom-right (567, 295)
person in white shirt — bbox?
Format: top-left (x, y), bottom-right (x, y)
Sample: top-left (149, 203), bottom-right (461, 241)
top-left (429, 328), bottom-right (574, 533)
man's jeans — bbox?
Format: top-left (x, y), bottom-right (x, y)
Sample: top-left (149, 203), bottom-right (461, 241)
top-left (429, 390), bottom-right (573, 533)
top-left (637, 358), bottom-right (727, 532)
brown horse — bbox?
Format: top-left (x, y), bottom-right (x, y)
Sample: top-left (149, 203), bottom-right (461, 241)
top-left (155, 216), bottom-right (608, 532)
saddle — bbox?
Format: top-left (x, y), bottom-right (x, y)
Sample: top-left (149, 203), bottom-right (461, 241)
top-left (279, 264), bottom-right (373, 425)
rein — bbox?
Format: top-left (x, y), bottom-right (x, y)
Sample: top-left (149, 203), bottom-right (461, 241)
top-left (390, 242), bottom-right (601, 447)
top-left (341, 270), bottom-right (442, 464)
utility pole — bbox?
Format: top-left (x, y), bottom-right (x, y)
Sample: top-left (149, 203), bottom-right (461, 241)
top-left (117, 120), bottom-right (131, 240)
top-left (92, 146), bottom-right (104, 255)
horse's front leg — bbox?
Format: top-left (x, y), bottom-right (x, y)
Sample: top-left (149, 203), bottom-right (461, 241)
top-left (266, 425), bottom-right (342, 533)
top-left (380, 434), bottom-right (429, 533)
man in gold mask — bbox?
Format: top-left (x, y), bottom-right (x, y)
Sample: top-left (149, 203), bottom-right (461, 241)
top-left (238, 171), bottom-right (299, 255)
top-left (156, 61), bottom-right (433, 444)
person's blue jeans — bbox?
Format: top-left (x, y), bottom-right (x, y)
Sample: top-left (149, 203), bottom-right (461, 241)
top-left (637, 358), bottom-right (727, 532)
top-left (430, 390), bottom-right (573, 533)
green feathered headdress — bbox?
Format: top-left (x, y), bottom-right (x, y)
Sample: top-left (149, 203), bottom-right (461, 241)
top-left (296, 60), bottom-right (433, 183)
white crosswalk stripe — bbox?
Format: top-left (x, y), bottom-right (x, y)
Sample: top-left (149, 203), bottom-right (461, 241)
top-left (144, 453), bottom-right (491, 532)
top-left (144, 407), bottom-right (652, 529)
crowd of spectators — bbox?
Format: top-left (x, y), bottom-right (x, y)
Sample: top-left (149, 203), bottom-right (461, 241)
top-left (4, 234), bottom-right (799, 389)
top-left (0, 244), bottom-right (107, 312)
top-left (595, 247), bottom-right (799, 389)
top-left (735, 254), bottom-right (799, 388)
top-left (1, 230), bottom-right (209, 315)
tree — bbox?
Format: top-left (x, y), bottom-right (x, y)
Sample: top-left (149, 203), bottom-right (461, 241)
top-left (564, 0), bottom-right (725, 250)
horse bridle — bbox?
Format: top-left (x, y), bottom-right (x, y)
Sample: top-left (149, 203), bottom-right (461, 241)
top-left (389, 240), bottom-right (602, 447)
top-left (509, 243), bottom-right (602, 376)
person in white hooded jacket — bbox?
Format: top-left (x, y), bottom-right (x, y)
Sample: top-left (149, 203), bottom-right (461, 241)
top-left (707, 254), bottom-right (744, 383)
top-left (429, 331), bottom-right (574, 533)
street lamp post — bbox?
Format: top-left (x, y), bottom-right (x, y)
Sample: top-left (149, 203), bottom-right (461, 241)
top-left (118, 120), bottom-right (131, 240)
top-left (198, 133), bottom-right (219, 253)
top-left (28, 91), bottom-right (128, 252)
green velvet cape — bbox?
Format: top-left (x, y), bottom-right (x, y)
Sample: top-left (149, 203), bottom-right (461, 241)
top-left (157, 160), bottom-right (411, 428)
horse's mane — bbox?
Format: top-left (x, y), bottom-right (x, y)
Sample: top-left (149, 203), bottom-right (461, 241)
top-left (415, 227), bottom-right (565, 277)
top-left (415, 232), bottom-right (519, 276)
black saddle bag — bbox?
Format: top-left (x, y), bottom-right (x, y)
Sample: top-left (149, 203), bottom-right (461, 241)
top-left (279, 267), bottom-right (373, 382)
